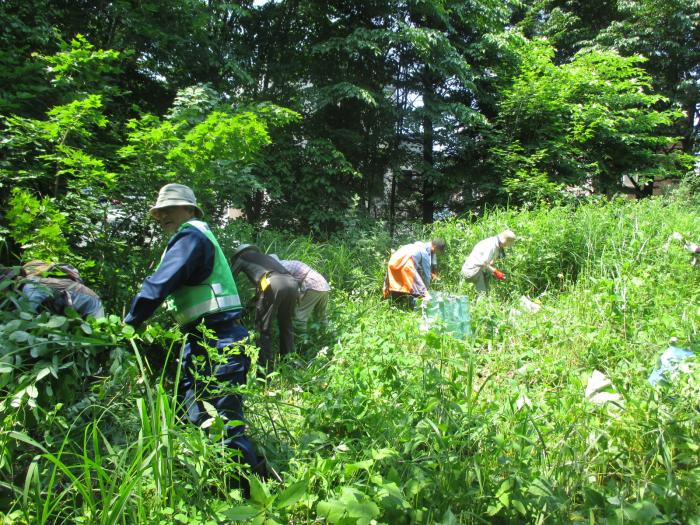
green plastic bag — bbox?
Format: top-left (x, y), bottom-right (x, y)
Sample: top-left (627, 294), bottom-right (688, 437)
top-left (420, 292), bottom-right (472, 339)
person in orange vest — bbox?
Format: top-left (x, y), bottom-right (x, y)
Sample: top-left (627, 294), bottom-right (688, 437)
top-left (383, 239), bottom-right (446, 307)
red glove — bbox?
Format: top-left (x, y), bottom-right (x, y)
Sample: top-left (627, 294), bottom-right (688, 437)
top-left (493, 269), bottom-right (506, 281)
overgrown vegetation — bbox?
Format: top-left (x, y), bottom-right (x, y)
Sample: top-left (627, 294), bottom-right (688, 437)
top-left (2, 195), bottom-right (699, 524)
top-left (1, 1), bottom-right (698, 523)
top-left (1, 1), bottom-right (697, 244)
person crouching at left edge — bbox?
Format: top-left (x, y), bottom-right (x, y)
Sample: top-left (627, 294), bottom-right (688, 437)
top-left (124, 183), bottom-right (264, 486)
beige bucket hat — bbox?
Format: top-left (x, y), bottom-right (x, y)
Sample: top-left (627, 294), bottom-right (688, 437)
top-left (498, 229), bottom-right (516, 246)
top-left (149, 183), bottom-right (204, 218)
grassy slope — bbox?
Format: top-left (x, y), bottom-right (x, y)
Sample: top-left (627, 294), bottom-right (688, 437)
top-left (249, 196), bottom-right (700, 524)
top-left (2, 196), bottom-right (699, 524)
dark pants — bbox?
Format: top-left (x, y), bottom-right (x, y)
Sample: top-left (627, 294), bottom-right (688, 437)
top-left (179, 323), bottom-right (258, 468)
top-left (255, 272), bottom-right (299, 370)
top-left (387, 291), bottom-right (417, 309)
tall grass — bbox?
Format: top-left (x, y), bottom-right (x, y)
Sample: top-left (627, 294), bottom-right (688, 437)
top-left (2, 195), bottom-right (699, 523)
top-left (0, 325), bottom-right (256, 524)
top-left (239, 196), bottom-right (700, 523)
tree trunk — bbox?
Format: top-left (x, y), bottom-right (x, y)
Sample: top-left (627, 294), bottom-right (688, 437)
top-left (422, 127), bottom-right (434, 223)
top-left (391, 52), bottom-right (407, 237)
top-left (682, 98), bottom-right (698, 153)
top-left (421, 81), bottom-right (434, 224)
top-left (244, 190), bottom-right (264, 224)
top-left (389, 172), bottom-right (397, 238)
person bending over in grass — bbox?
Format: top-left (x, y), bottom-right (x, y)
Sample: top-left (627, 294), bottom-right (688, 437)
top-left (461, 229), bottom-right (516, 293)
top-left (124, 183), bottom-right (264, 482)
top-left (2, 261), bottom-right (105, 319)
top-left (278, 258), bottom-right (330, 333)
top-left (230, 244), bottom-right (299, 372)
top-left (383, 238), bottom-right (446, 308)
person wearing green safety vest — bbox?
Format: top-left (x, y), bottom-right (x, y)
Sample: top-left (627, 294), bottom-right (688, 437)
top-left (124, 183), bottom-right (265, 490)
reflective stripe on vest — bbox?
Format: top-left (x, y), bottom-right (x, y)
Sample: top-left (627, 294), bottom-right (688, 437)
top-left (163, 220), bottom-right (242, 325)
top-left (173, 293), bottom-right (241, 325)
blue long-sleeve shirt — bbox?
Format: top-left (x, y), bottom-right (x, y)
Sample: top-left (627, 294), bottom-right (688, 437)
top-left (413, 241), bottom-right (433, 290)
top-left (124, 226), bottom-right (241, 331)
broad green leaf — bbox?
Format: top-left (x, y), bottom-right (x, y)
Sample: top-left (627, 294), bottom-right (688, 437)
top-left (36, 367), bottom-right (51, 381)
top-left (370, 448), bottom-right (396, 460)
top-left (528, 478), bottom-right (553, 497)
top-left (512, 499), bottom-right (527, 515)
top-left (346, 500), bottom-right (380, 520)
top-left (45, 316), bottom-right (67, 329)
top-left (9, 330), bottom-right (30, 343)
top-left (248, 474), bottom-right (269, 506)
top-left (276, 479), bottom-right (308, 509)
top-left (200, 417), bottom-right (215, 429)
top-left (622, 500), bottom-right (662, 521)
top-left (317, 500), bottom-right (346, 522)
top-left (344, 459), bottom-right (374, 475)
top-left (221, 505), bottom-right (260, 521)
top-left (201, 401), bottom-right (218, 418)
top-left (487, 503), bottom-right (503, 516)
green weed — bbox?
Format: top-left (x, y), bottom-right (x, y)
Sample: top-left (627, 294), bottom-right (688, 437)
top-left (2, 195), bottom-right (700, 523)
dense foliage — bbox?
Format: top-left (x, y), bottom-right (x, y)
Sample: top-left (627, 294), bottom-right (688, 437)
top-left (491, 37), bottom-right (691, 201)
top-left (1, 1), bottom-right (699, 523)
top-left (2, 194), bottom-right (700, 523)
top-left (1, 0), bottom-right (698, 251)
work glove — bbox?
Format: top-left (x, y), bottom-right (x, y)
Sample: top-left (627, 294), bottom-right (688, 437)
top-left (493, 269), bottom-right (506, 281)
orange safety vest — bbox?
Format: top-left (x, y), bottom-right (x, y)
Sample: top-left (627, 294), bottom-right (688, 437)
top-left (383, 242), bottom-right (430, 298)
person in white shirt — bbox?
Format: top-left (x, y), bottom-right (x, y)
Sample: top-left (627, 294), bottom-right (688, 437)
top-left (461, 230), bottom-right (516, 292)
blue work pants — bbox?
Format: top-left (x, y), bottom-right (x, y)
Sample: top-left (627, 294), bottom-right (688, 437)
top-left (179, 323), bottom-right (258, 468)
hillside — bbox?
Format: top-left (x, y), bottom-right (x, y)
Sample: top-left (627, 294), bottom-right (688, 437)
top-left (1, 195), bottom-right (699, 524)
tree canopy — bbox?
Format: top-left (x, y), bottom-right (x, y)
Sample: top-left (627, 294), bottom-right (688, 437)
top-left (1, 0), bottom-right (698, 265)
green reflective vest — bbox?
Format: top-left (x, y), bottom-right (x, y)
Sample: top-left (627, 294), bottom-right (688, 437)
top-left (163, 220), bottom-right (242, 325)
